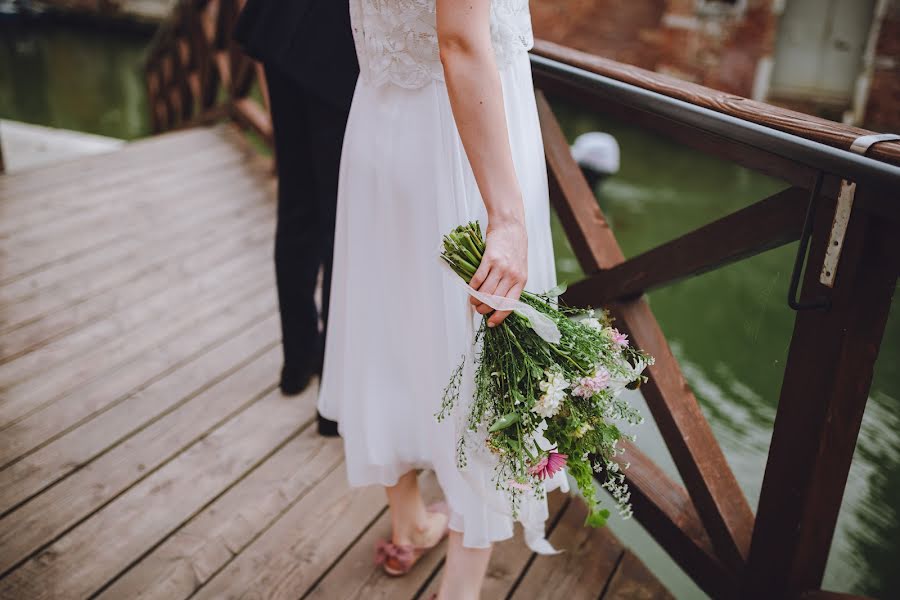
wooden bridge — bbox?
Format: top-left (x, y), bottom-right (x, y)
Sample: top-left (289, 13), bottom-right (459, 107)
top-left (2, 1), bottom-right (899, 598)
top-left (0, 122), bottom-right (671, 599)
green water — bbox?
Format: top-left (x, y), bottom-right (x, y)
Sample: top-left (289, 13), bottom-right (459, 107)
top-left (0, 22), bottom-right (151, 139)
top-left (1, 22), bottom-right (897, 599)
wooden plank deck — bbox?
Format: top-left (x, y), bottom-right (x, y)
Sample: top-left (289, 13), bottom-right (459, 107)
top-left (0, 124), bottom-right (673, 599)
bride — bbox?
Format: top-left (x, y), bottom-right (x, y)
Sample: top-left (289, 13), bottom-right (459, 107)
top-left (318, 1), bottom-right (563, 597)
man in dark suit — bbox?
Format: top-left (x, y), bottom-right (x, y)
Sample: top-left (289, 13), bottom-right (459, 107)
top-left (233, 0), bottom-right (359, 436)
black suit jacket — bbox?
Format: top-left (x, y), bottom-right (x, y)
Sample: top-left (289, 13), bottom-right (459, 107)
top-left (233, 0), bottom-right (359, 111)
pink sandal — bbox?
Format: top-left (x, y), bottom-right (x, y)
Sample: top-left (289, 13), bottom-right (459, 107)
top-left (375, 501), bottom-right (450, 576)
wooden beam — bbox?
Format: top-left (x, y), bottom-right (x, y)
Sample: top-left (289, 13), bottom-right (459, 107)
top-left (212, 49), bottom-right (230, 91)
top-left (565, 186), bottom-right (809, 306)
top-left (214, 0), bottom-right (237, 52)
top-left (610, 442), bottom-right (734, 599)
top-left (255, 62), bottom-right (271, 119)
top-left (230, 53), bottom-right (256, 100)
top-left (745, 184), bottom-right (900, 598)
top-left (230, 98), bottom-right (273, 148)
top-left (541, 100), bottom-right (623, 272)
top-left (185, 0), bottom-right (219, 111)
top-left (171, 36), bottom-right (195, 123)
top-left (537, 91), bottom-right (755, 572)
top-left (532, 40), bottom-right (900, 169)
top-left (608, 299), bottom-right (756, 570)
top-left (145, 73), bottom-right (157, 132)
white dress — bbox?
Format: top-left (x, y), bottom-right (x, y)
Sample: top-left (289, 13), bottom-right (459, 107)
top-left (318, 0), bottom-right (566, 552)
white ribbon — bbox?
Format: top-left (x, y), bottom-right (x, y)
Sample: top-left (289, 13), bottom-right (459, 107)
top-left (440, 262), bottom-right (562, 345)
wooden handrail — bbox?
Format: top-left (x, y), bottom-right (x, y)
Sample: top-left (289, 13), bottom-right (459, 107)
top-left (532, 40), bottom-right (900, 169)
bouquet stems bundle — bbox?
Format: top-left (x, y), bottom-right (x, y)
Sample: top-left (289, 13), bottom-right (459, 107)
top-left (438, 222), bottom-right (653, 526)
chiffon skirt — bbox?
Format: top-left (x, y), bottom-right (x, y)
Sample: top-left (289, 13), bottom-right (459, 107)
top-left (318, 51), bottom-right (567, 552)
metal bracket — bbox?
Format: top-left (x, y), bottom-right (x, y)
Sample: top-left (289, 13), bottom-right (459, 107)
top-left (789, 173), bottom-right (830, 311)
top-left (849, 133), bottom-right (900, 155)
top-left (819, 133), bottom-right (900, 288)
top-left (820, 180), bottom-right (855, 287)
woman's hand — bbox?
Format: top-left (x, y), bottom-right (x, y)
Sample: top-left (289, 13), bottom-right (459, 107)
top-left (469, 217), bottom-right (528, 327)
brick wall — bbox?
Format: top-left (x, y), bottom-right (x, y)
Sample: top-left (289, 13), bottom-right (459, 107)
top-left (530, 0), bottom-right (668, 70)
top-left (655, 0), bottom-right (777, 97)
top-left (865, 1), bottom-right (900, 131)
top-left (531, 0), bottom-right (777, 96)
top-left (531, 0), bottom-right (899, 131)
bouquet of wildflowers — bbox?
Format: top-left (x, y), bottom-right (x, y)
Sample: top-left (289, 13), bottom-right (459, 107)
top-left (438, 222), bottom-right (653, 527)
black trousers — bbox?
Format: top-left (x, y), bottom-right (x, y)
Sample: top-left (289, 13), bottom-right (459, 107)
top-left (264, 64), bottom-right (351, 373)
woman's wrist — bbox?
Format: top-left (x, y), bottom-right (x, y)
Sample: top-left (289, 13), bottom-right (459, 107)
top-left (488, 209), bottom-right (525, 227)
top-left (486, 196), bottom-right (525, 228)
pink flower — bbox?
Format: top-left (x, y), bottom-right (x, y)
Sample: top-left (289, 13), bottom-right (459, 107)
top-left (610, 328), bottom-right (629, 348)
top-left (529, 455), bottom-right (548, 476)
top-left (507, 480), bottom-right (532, 491)
top-left (572, 368), bottom-right (611, 397)
top-left (572, 382), bottom-right (591, 398)
top-left (529, 451), bottom-right (568, 480)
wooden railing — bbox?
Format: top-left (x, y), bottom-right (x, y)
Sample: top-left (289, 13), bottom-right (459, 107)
top-left (144, 0), bottom-right (273, 146)
top-left (146, 7), bottom-right (900, 600)
top-left (532, 41), bottom-right (899, 600)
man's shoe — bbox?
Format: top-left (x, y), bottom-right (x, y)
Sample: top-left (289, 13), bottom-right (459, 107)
top-left (279, 365), bottom-right (314, 396)
top-left (317, 413), bottom-right (339, 437)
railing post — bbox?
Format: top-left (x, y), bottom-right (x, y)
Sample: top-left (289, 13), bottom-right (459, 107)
top-left (744, 181), bottom-right (900, 598)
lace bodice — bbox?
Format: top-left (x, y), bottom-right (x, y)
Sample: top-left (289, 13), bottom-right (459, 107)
top-left (349, 0), bottom-right (534, 89)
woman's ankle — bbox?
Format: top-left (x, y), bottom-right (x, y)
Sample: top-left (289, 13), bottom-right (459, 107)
top-left (392, 508), bottom-right (442, 546)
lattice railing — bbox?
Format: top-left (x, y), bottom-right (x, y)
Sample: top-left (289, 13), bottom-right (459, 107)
top-left (145, 0), bottom-right (272, 146)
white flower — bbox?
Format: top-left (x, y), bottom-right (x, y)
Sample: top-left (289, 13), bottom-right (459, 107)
top-left (583, 317), bottom-right (604, 332)
top-left (603, 358), bottom-right (649, 397)
top-left (528, 419), bottom-right (556, 454)
top-left (532, 370), bottom-right (569, 418)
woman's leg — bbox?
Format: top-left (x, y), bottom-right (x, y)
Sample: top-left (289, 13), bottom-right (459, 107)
top-left (385, 471), bottom-right (448, 546)
top-left (437, 531), bottom-right (493, 600)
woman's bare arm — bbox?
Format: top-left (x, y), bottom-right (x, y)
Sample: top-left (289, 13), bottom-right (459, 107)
top-left (437, 0), bottom-right (527, 326)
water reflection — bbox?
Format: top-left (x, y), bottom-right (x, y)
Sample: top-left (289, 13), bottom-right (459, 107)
top-left (550, 101), bottom-right (899, 597)
top-left (0, 21), bottom-right (150, 139)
